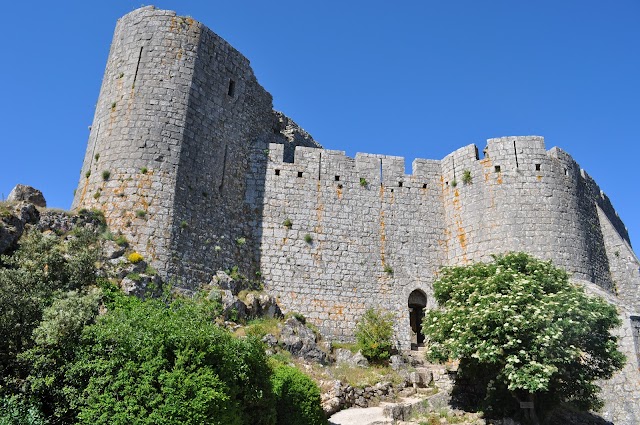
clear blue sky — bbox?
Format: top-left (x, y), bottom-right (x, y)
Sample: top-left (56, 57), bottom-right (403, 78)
top-left (1, 1), bottom-right (638, 248)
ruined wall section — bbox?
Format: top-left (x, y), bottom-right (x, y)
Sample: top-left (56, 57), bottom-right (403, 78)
top-left (167, 23), bottom-right (277, 285)
top-left (72, 7), bottom-right (198, 273)
top-left (260, 144), bottom-right (445, 348)
top-left (441, 136), bottom-right (620, 292)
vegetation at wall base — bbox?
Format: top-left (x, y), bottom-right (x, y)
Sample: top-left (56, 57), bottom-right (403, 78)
top-left (355, 308), bottom-right (394, 363)
top-left (0, 218), bottom-right (326, 425)
top-left (422, 252), bottom-right (625, 424)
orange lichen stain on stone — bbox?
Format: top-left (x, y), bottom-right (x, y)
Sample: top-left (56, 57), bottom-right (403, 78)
top-left (537, 175), bottom-right (542, 181)
top-left (78, 178), bottom-right (89, 205)
top-left (289, 292), bottom-right (297, 300)
top-left (329, 304), bottom-right (345, 319)
top-left (336, 185), bottom-right (342, 200)
top-left (496, 174), bottom-right (503, 185)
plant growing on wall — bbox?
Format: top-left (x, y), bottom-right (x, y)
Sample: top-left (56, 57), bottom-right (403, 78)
top-left (236, 237), bottom-right (246, 246)
top-left (135, 210), bottom-right (146, 219)
top-left (283, 218), bottom-right (293, 229)
top-left (451, 179), bottom-right (458, 188)
top-left (359, 177), bottom-right (368, 187)
top-left (101, 170), bottom-right (110, 181)
top-left (383, 264), bottom-right (393, 275)
top-left (140, 167), bottom-right (148, 174)
top-left (304, 234), bottom-right (313, 244)
top-left (422, 252), bottom-right (625, 424)
top-left (462, 170), bottom-right (472, 184)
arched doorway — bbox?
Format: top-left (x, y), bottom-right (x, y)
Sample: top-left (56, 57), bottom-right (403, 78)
top-left (408, 290), bottom-right (427, 349)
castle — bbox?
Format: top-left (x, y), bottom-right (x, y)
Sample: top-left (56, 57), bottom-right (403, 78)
top-left (73, 7), bottom-right (640, 421)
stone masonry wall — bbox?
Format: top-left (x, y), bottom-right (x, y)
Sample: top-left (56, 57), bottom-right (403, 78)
top-left (72, 7), bottom-right (199, 274)
top-left (440, 136), bottom-right (616, 292)
top-left (260, 143), bottom-right (446, 349)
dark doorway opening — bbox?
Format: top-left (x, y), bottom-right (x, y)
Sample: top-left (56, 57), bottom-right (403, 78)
top-left (408, 289), bottom-right (427, 350)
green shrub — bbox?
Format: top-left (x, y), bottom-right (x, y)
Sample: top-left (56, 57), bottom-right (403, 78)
top-left (65, 296), bottom-right (276, 425)
top-left (236, 237), bottom-right (246, 246)
top-left (140, 167), bottom-right (148, 174)
top-left (101, 170), bottom-right (110, 181)
top-left (135, 209), bottom-right (146, 219)
top-left (304, 234), bottom-right (313, 244)
top-left (451, 179), bottom-right (457, 188)
top-left (114, 235), bottom-right (128, 247)
top-left (355, 308), bottom-right (394, 363)
top-left (359, 177), bottom-right (368, 187)
top-left (283, 218), bottom-right (293, 229)
top-left (383, 264), bottom-right (393, 275)
top-left (271, 364), bottom-right (326, 425)
top-left (85, 170), bottom-right (91, 178)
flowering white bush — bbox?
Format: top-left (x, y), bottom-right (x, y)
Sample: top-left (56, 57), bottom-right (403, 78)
top-left (423, 252), bottom-right (624, 422)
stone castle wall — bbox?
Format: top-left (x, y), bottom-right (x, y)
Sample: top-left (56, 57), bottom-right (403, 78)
top-left (74, 7), bottom-right (640, 423)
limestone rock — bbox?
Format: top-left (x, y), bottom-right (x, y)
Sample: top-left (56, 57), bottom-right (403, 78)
top-left (280, 316), bottom-right (328, 364)
top-left (390, 354), bottom-right (406, 371)
top-left (334, 348), bottom-right (369, 368)
top-left (244, 292), bottom-right (282, 318)
top-left (209, 271), bottom-right (241, 295)
top-left (219, 289), bottom-right (248, 321)
top-left (120, 273), bottom-right (162, 297)
top-left (14, 202), bottom-right (40, 225)
top-left (0, 212), bottom-right (24, 255)
top-left (103, 240), bottom-right (126, 259)
top-left (7, 184), bottom-right (46, 207)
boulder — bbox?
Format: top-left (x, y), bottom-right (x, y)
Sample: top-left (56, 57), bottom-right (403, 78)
top-left (103, 239), bottom-right (126, 259)
top-left (334, 348), bottom-right (369, 368)
top-left (14, 202), bottom-right (40, 225)
top-left (120, 273), bottom-right (162, 298)
top-left (0, 212), bottom-right (24, 255)
top-left (244, 292), bottom-right (283, 318)
top-left (280, 316), bottom-right (328, 364)
top-left (219, 289), bottom-right (248, 321)
top-left (7, 184), bottom-right (46, 207)
top-left (209, 270), bottom-right (241, 295)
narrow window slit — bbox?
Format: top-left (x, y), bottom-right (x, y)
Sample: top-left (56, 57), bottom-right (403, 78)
top-left (334, 175), bottom-right (340, 181)
top-left (422, 183), bottom-right (427, 189)
top-left (535, 164), bottom-right (541, 171)
top-left (275, 169), bottom-right (280, 176)
top-left (398, 181), bottom-right (403, 187)
top-left (219, 145), bottom-right (228, 190)
top-left (227, 79), bottom-right (236, 97)
top-left (494, 165), bottom-right (501, 173)
top-left (297, 171), bottom-right (303, 178)
top-left (132, 46), bottom-right (143, 89)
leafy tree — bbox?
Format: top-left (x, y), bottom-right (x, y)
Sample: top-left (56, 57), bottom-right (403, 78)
top-left (0, 230), bottom-right (99, 392)
top-left (355, 308), bottom-right (395, 363)
top-left (422, 252), bottom-right (625, 424)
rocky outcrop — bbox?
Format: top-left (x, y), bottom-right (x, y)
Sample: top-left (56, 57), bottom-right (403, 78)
top-left (334, 348), bottom-right (369, 368)
top-left (0, 201), bottom-right (42, 255)
top-left (280, 316), bottom-right (329, 364)
top-left (7, 184), bottom-right (46, 207)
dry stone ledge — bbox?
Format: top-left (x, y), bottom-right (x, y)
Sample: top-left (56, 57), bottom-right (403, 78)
top-left (7, 184), bottom-right (46, 207)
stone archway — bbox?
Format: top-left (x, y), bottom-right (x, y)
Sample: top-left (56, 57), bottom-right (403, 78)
top-left (408, 289), bottom-right (427, 349)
